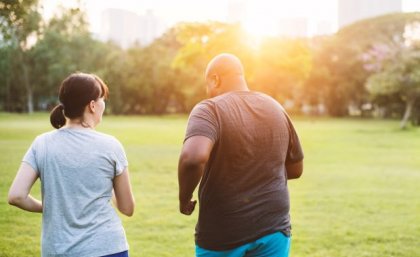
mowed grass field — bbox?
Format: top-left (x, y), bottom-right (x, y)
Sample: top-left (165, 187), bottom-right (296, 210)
top-left (0, 113), bottom-right (419, 257)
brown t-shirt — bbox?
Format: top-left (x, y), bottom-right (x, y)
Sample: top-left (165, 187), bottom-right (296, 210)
top-left (184, 91), bottom-right (304, 250)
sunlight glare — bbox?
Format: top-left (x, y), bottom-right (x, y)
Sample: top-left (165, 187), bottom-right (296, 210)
top-left (242, 0), bottom-right (284, 38)
top-left (242, 0), bottom-right (338, 38)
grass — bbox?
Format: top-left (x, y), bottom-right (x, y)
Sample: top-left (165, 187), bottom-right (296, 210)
top-left (0, 113), bottom-right (419, 257)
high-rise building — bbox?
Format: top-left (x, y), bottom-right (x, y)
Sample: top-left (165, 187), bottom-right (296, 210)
top-left (101, 8), bottom-right (139, 48)
top-left (101, 8), bottom-right (165, 48)
top-left (138, 10), bottom-right (165, 46)
top-left (338, 0), bottom-right (402, 28)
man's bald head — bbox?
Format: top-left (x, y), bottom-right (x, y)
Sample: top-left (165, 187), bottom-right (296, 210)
top-left (205, 53), bottom-right (244, 79)
top-left (205, 53), bottom-right (248, 98)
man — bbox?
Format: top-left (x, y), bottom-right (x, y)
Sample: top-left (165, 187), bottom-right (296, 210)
top-left (178, 53), bottom-right (304, 257)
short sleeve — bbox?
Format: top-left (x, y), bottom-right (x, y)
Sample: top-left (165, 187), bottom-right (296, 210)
top-left (284, 113), bottom-right (304, 164)
top-left (184, 101), bottom-right (219, 143)
top-left (113, 138), bottom-right (128, 176)
top-left (22, 136), bottom-right (41, 174)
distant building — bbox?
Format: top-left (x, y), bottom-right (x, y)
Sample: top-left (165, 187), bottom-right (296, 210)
top-left (138, 10), bottom-right (165, 46)
top-left (101, 8), bottom-right (139, 48)
top-left (101, 8), bottom-right (165, 48)
top-left (338, 0), bottom-right (402, 28)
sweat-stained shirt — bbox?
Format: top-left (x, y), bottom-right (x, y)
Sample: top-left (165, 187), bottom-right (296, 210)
top-left (184, 91), bottom-right (304, 251)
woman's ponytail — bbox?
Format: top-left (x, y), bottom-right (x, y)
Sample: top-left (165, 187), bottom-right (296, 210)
top-left (50, 73), bottom-right (109, 129)
top-left (50, 104), bottom-right (66, 129)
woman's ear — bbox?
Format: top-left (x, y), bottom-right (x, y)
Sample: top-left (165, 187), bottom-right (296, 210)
top-left (89, 100), bottom-right (96, 113)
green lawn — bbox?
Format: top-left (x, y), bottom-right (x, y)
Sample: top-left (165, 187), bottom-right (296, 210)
top-left (0, 113), bottom-right (419, 257)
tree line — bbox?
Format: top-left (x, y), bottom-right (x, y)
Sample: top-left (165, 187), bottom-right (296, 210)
top-left (1, 1), bottom-right (419, 128)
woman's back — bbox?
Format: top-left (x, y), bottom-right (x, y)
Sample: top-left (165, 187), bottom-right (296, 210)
top-left (24, 128), bottom-right (128, 257)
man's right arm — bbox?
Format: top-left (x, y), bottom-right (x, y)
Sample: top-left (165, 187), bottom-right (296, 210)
top-left (286, 160), bottom-right (303, 179)
top-left (178, 102), bottom-right (218, 215)
top-left (178, 136), bottom-right (214, 215)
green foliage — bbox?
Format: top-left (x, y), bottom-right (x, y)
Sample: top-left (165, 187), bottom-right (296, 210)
top-left (29, 6), bottom-right (107, 109)
top-left (252, 37), bottom-right (311, 106)
top-left (171, 22), bottom-right (312, 111)
top-left (0, 0), bottom-right (41, 42)
top-left (0, 0), bottom-right (41, 113)
top-left (364, 20), bottom-right (420, 128)
top-left (0, 45), bottom-right (26, 112)
top-left (1, 6), bottom-right (420, 121)
top-left (306, 13), bottom-right (420, 117)
top-left (172, 22), bottom-right (258, 110)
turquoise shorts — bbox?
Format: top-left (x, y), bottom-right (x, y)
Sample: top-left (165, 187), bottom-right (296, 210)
top-left (196, 232), bottom-right (291, 257)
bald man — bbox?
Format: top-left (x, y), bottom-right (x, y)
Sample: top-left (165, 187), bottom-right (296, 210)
top-left (178, 53), bottom-right (304, 257)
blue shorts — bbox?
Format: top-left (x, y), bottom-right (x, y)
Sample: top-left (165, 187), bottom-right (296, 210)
top-left (196, 232), bottom-right (291, 257)
top-left (101, 251), bottom-right (129, 257)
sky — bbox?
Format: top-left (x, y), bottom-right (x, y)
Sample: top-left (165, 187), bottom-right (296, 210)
top-left (41, 0), bottom-right (420, 37)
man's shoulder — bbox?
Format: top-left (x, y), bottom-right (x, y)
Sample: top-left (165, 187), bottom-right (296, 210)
top-left (192, 91), bottom-right (284, 112)
top-left (251, 91), bottom-right (286, 110)
top-left (251, 90), bottom-right (281, 101)
top-left (192, 99), bottom-right (216, 113)
top-left (191, 93), bottom-right (236, 114)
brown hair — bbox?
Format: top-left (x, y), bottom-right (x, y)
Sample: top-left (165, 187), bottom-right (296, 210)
top-left (50, 73), bottom-right (109, 129)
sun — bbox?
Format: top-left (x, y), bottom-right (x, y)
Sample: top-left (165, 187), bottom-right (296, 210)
top-left (243, 18), bottom-right (278, 38)
top-left (241, 0), bottom-right (289, 39)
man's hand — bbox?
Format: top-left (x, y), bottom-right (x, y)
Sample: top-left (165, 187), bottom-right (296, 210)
top-left (180, 200), bottom-right (197, 215)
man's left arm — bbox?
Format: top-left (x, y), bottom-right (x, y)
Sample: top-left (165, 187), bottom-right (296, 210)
top-left (286, 160), bottom-right (303, 179)
top-left (284, 111), bottom-right (304, 180)
top-left (178, 136), bottom-right (214, 215)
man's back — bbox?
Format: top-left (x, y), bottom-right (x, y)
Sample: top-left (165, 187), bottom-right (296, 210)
top-left (184, 91), bottom-right (304, 250)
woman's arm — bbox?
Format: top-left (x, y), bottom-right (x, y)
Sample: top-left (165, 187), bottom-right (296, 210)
top-left (113, 167), bottom-right (135, 216)
top-left (8, 162), bottom-right (42, 213)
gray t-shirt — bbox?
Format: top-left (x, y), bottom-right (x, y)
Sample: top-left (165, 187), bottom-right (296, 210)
top-left (185, 91), bottom-right (304, 251)
top-left (23, 128), bottom-right (129, 257)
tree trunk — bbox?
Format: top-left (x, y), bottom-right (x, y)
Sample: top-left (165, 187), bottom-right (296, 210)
top-left (5, 74), bottom-right (11, 112)
top-left (400, 98), bottom-right (415, 129)
top-left (20, 54), bottom-right (33, 113)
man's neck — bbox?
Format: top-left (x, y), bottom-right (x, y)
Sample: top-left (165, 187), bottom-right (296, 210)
top-left (223, 86), bottom-right (249, 95)
top-left (220, 78), bottom-right (249, 94)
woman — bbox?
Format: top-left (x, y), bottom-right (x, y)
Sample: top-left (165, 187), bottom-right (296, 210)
top-left (8, 73), bottom-right (135, 257)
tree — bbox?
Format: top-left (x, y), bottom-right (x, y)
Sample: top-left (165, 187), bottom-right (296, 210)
top-left (0, 0), bottom-right (41, 113)
top-left (97, 42), bottom-right (127, 114)
top-left (252, 37), bottom-right (311, 111)
top-left (30, 6), bottom-right (108, 111)
top-left (112, 26), bottom-right (184, 114)
top-left (172, 22), bottom-right (312, 111)
top-left (365, 22), bottom-right (420, 128)
top-left (171, 22), bottom-right (258, 110)
top-left (307, 13), bottom-right (420, 116)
